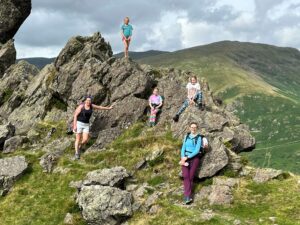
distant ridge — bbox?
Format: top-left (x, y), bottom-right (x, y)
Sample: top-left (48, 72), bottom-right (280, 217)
top-left (16, 57), bottom-right (56, 69)
top-left (17, 50), bottom-right (169, 69)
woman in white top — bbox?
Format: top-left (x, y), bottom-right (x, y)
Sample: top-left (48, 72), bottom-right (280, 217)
top-left (173, 76), bottom-right (203, 122)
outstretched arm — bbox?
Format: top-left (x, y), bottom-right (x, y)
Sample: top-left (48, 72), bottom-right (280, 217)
top-left (92, 104), bottom-right (113, 110)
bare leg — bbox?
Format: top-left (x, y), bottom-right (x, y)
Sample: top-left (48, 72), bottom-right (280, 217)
top-left (126, 40), bottom-right (130, 57)
top-left (75, 133), bottom-right (82, 154)
top-left (81, 132), bottom-right (89, 148)
top-left (123, 40), bottom-right (129, 57)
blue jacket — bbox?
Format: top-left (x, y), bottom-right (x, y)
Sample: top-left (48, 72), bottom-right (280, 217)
top-left (181, 134), bottom-right (202, 158)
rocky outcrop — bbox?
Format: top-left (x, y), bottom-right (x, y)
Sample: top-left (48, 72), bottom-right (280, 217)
top-left (0, 0), bottom-right (31, 44)
top-left (0, 33), bottom-right (156, 147)
top-left (0, 156), bottom-right (28, 195)
top-left (153, 73), bottom-right (255, 179)
top-left (76, 167), bottom-right (133, 225)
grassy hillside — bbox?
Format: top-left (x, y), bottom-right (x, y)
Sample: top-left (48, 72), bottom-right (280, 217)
top-left (138, 41), bottom-right (300, 173)
top-left (0, 122), bottom-right (299, 225)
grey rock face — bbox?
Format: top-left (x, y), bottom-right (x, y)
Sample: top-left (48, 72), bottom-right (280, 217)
top-left (0, 156), bottom-right (28, 195)
top-left (83, 167), bottom-right (129, 187)
top-left (0, 0), bottom-right (31, 44)
top-left (0, 40), bottom-right (16, 77)
top-left (0, 60), bottom-right (39, 116)
top-left (198, 138), bottom-right (229, 179)
top-left (0, 122), bottom-right (15, 149)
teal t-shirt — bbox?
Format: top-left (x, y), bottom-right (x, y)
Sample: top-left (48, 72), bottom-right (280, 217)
top-left (121, 24), bottom-right (133, 37)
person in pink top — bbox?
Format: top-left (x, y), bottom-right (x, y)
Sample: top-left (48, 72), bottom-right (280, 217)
top-left (148, 87), bottom-right (163, 127)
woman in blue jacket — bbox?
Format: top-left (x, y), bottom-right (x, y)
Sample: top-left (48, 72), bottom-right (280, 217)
top-left (179, 122), bottom-right (208, 204)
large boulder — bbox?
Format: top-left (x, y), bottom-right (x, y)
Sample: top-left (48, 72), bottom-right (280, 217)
top-left (0, 40), bottom-right (16, 78)
top-left (0, 0), bottom-right (31, 44)
top-left (77, 167), bottom-right (133, 225)
top-left (77, 185), bottom-right (133, 225)
top-left (198, 138), bottom-right (229, 179)
top-left (0, 155), bottom-right (28, 195)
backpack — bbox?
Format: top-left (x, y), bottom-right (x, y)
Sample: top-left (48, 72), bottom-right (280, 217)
top-left (184, 132), bottom-right (206, 158)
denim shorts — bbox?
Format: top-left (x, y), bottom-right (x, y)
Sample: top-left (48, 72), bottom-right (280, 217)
top-left (76, 121), bottom-right (90, 134)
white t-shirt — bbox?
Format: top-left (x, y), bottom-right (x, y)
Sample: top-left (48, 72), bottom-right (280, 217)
top-left (186, 82), bottom-right (201, 98)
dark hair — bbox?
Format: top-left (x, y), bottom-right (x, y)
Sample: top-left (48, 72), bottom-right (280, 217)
top-left (190, 122), bottom-right (198, 127)
top-left (190, 75), bottom-right (197, 81)
top-left (83, 95), bottom-right (93, 102)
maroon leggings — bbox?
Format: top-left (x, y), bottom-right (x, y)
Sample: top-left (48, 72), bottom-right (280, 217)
top-left (182, 156), bottom-right (200, 197)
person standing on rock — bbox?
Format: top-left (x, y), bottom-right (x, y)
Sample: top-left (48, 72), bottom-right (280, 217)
top-left (73, 96), bottom-right (113, 159)
top-left (173, 76), bottom-right (203, 122)
top-left (179, 122), bottom-right (208, 204)
top-left (148, 87), bottom-right (163, 127)
top-left (121, 17), bottom-right (133, 58)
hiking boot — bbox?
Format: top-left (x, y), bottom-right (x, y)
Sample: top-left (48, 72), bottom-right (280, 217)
top-left (173, 114), bottom-right (179, 122)
top-left (75, 153), bottom-right (80, 160)
top-left (184, 197), bottom-right (193, 205)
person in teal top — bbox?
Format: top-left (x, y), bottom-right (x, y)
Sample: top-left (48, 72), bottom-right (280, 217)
top-left (121, 17), bottom-right (133, 58)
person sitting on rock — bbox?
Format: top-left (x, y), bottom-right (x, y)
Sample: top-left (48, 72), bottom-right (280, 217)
top-left (173, 75), bottom-right (203, 122)
top-left (179, 122), bottom-right (208, 204)
top-left (121, 17), bottom-right (133, 58)
top-left (73, 96), bottom-right (113, 159)
top-left (148, 87), bottom-right (163, 127)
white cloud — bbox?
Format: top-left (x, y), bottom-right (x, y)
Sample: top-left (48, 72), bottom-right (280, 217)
top-left (179, 18), bottom-right (234, 48)
top-left (274, 26), bottom-right (300, 46)
top-left (15, 43), bottom-right (62, 58)
top-left (12, 0), bottom-right (300, 58)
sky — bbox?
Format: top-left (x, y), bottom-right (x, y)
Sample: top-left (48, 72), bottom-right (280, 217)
top-left (14, 0), bottom-right (300, 58)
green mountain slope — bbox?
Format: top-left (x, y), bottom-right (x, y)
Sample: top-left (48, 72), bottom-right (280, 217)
top-left (138, 41), bottom-right (300, 173)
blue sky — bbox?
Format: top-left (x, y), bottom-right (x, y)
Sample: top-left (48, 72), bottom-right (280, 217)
top-left (15, 0), bottom-right (300, 58)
